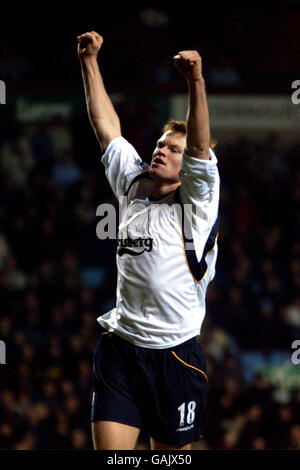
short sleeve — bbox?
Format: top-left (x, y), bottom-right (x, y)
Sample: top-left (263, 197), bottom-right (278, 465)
top-left (179, 147), bottom-right (219, 202)
top-left (101, 136), bottom-right (148, 199)
top-left (178, 148), bottom-right (220, 262)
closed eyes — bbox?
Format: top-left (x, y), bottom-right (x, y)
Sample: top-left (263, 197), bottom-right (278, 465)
top-left (156, 142), bottom-right (181, 152)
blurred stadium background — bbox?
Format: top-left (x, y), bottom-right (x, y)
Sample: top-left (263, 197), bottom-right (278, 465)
top-left (0, 1), bottom-right (300, 450)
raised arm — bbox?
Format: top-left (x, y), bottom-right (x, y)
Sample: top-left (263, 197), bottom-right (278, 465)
top-left (174, 51), bottom-right (210, 160)
top-left (77, 31), bottom-right (121, 152)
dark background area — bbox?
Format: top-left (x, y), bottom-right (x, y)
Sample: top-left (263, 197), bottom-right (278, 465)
top-left (1, 1), bottom-right (300, 94)
top-left (0, 0), bottom-right (299, 450)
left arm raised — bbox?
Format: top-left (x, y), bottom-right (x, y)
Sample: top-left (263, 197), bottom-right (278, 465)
top-left (174, 50), bottom-right (210, 160)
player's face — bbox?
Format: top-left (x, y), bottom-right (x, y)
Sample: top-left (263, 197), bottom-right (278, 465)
top-left (149, 131), bottom-right (186, 183)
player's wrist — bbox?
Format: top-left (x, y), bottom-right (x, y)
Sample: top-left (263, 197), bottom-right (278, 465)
top-left (186, 75), bottom-right (205, 89)
top-left (79, 53), bottom-right (99, 64)
top-left (186, 74), bottom-right (205, 84)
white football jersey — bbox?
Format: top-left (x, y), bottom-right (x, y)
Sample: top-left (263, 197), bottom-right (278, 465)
top-left (97, 136), bottom-right (220, 348)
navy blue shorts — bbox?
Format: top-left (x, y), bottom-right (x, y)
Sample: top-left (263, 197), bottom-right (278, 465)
top-left (91, 331), bottom-right (208, 447)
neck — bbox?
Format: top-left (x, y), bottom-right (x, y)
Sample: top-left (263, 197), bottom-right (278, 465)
top-left (149, 180), bottom-right (181, 200)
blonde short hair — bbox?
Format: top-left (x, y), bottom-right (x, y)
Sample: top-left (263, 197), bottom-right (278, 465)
top-left (162, 119), bottom-right (216, 149)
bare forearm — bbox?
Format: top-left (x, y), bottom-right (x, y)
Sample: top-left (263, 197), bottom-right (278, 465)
top-left (80, 55), bottom-right (117, 123)
top-left (174, 50), bottom-right (210, 159)
top-left (80, 55), bottom-right (121, 148)
top-left (186, 77), bottom-right (210, 159)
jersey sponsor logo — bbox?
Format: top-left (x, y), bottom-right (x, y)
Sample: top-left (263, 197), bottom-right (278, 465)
top-left (117, 237), bottom-right (153, 257)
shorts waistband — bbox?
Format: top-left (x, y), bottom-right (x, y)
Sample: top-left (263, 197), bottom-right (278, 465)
top-left (104, 331), bottom-right (199, 352)
top-left (170, 336), bottom-right (198, 351)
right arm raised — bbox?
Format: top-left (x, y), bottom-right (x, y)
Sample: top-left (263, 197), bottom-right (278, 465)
top-left (77, 31), bottom-right (121, 152)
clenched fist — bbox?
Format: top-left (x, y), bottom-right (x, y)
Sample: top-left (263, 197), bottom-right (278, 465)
top-left (77, 31), bottom-right (103, 59)
top-left (173, 50), bottom-right (203, 81)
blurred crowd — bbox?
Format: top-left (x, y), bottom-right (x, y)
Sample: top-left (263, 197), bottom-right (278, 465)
top-left (0, 104), bottom-right (299, 449)
top-left (1, 3), bottom-right (300, 95)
